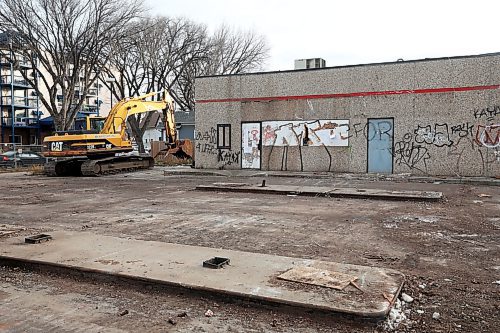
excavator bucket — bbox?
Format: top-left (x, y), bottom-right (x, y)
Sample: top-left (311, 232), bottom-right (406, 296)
top-left (152, 139), bottom-right (194, 165)
top-left (170, 139), bottom-right (194, 159)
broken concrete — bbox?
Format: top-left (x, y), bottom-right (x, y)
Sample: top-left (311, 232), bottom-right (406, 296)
top-left (0, 231), bottom-right (404, 318)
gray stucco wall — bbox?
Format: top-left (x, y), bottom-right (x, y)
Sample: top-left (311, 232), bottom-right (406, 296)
top-left (195, 54), bottom-right (500, 176)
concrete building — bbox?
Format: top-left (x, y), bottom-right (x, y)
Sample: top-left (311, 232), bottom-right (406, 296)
top-left (194, 53), bottom-right (500, 177)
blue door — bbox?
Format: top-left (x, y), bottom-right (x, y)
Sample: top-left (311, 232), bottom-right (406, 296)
top-left (367, 118), bottom-right (393, 173)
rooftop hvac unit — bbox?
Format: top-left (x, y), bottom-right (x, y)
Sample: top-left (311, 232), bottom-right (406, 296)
top-left (294, 58), bottom-right (326, 70)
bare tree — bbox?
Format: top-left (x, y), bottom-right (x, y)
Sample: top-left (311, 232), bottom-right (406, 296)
top-left (205, 24), bottom-right (269, 75)
top-left (174, 24), bottom-right (269, 111)
top-left (0, 0), bottom-right (143, 131)
top-left (102, 16), bottom-right (209, 152)
top-left (99, 17), bottom-right (269, 153)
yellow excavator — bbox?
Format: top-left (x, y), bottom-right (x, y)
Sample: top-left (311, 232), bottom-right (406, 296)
top-left (43, 90), bottom-right (193, 176)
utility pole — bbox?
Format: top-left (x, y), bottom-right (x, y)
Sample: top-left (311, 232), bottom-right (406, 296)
top-left (9, 42), bottom-right (15, 146)
top-left (9, 42), bottom-right (17, 169)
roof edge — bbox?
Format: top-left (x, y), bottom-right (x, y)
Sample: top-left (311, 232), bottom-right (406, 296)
top-left (196, 52), bottom-right (500, 79)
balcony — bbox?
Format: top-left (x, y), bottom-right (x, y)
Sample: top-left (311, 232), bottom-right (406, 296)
top-left (0, 75), bottom-right (30, 87)
top-left (81, 104), bottom-right (98, 114)
top-left (1, 117), bottom-right (39, 127)
top-left (0, 56), bottom-right (31, 67)
top-left (18, 58), bottom-right (31, 67)
top-left (1, 96), bottom-right (38, 108)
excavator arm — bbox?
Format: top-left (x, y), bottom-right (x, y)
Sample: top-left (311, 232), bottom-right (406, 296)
top-left (101, 90), bottom-right (175, 140)
top-left (112, 90), bottom-right (192, 159)
top-left (163, 93), bottom-right (178, 145)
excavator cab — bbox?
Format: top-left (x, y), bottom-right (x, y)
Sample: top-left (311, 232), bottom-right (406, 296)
top-left (63, 116), bottom-right (107, 135)
top-left (87, 116), bottom-right (106, 132)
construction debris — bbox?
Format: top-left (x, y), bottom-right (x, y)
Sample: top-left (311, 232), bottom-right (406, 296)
top-left (401, 293), bottom-right (414, 303)
top-left (277, 266), bottom-right (359, 290)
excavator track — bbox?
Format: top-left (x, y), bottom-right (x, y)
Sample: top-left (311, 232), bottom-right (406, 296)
top-left (45, 156), bottom-right (154, 177)
top-left (80, 155), bottom-right (154, 176)
top-left (44, 158), bottom-right (85, 177)
top-left (81, 159), bottom-right (102, 176)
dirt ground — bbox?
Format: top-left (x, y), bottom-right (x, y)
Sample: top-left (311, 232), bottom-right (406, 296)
top-left (0, 167), bottom-right (499, 332)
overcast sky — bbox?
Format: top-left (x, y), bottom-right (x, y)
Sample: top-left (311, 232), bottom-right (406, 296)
top-left (145, 0), bottom-right (500, 71)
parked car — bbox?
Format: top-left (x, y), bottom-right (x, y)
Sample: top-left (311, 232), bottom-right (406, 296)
top-left (0, 151), bottom-right (49, 168)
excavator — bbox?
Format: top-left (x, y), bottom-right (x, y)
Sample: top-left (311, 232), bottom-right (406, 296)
top-left (42, 90), bottom-right (193, 176)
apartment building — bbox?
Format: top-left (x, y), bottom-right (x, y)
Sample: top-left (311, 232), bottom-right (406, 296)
top-left (0, 33), bottom-right (41, 145)
top-left (67, 66), bottom-right (102, 131)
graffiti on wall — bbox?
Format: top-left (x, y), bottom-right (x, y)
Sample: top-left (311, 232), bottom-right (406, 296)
top-left (195, 127), bottom-right (217, 155)
top-left (218, 150), bottom-right (240, 166)
top-left (262, 120), bottom-right (349, 147)
top-left (475, 124), bottom-right (499, 149)
top-left (411, 122), bottom-right (476, 148)
top-left (450, 122), bottom-right (475, 138)
top-left (345, 120), bottom-right (394, 141)
top-left (473, 106), bottom-right (500, 120)
top-left (242, 123), bottom-right (261, 169)
top-left (393, 134), bottom-right (430, 172)
top-left (196, 126), bottom-right (241, 169)
top-left (392, 106), bottom-right (499, 174)
top-left (196, 104), bottom-right (498, 174)
top-left (414, 124), bottom-right (454, 147)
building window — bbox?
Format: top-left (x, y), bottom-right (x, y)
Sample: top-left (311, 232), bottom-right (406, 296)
top-left (217, 124), bottom-right (231, 149)
top-left (13, 135), bottom-right (22, 144)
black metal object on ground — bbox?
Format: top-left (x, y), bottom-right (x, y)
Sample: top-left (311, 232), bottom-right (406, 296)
top-left (203, 257), bottom-right (230, 269)
top-left (25, 234), bottom-right (52, 244)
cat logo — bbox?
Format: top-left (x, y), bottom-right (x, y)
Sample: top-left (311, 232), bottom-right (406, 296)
top-left (51, 142), bottom-right (63, 151)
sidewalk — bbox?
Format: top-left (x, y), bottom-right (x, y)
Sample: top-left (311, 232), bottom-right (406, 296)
top-left (162, 166), bottom-right (500, 186)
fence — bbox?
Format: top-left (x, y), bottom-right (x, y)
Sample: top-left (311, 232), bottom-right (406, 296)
top-left (0, 143), bottom-right (43, 153)
top-left (0, 143), bottom-right (46, 169)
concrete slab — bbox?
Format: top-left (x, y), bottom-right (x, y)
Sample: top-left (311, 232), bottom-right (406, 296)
top-left (196, 183), bottom-right (443, 201)
top-left (162, 167), bottom-right (500, 187)
top-left (0, 232), bottom-right (404, 318)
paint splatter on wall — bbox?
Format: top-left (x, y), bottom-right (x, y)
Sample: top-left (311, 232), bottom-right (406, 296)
top-left (262, 120), bottom-right (349, 147)
top-left (242, 123), bottom-right (261, 168)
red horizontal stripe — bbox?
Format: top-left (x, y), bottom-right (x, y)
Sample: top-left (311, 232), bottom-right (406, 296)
top-left (196, 84), bottom-right (500, 104)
